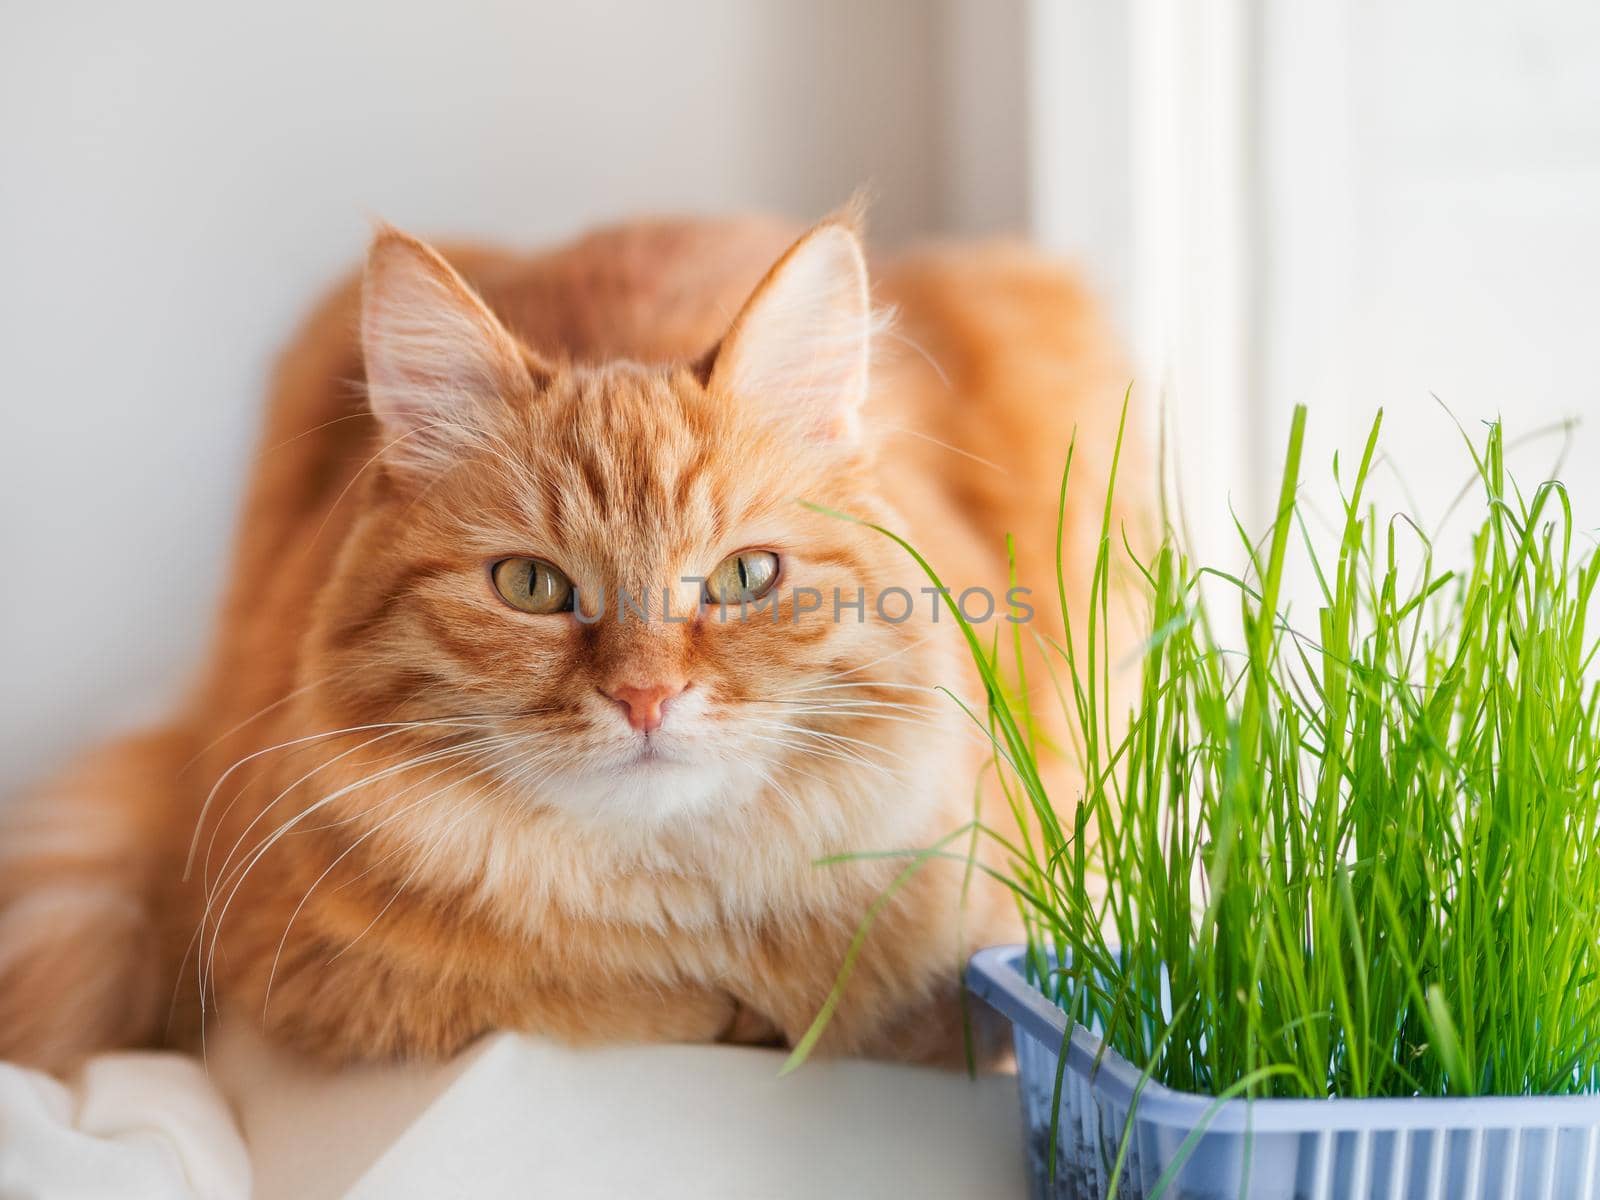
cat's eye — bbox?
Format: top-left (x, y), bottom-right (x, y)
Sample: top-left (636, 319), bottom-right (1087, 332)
top-left (491, 557), bottom-right (574, 615)
top-left (705, 550), bottom-right (780, 604)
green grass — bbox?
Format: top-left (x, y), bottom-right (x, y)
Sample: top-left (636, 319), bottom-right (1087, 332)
top-left (797, 401), bottom-right (1600, 1105)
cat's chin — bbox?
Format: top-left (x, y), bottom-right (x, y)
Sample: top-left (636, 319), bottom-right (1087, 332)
top-left (541, 754), bottom-right (749, 827)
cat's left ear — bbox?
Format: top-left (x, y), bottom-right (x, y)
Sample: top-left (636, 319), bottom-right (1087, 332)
top-left (361, 225), bottom-right (537, 465)
top-left (703, 220), bottom-right (872, 443)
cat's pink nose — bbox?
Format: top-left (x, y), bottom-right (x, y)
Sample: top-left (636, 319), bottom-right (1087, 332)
top-left (603, 681), bottom-right (686, 733)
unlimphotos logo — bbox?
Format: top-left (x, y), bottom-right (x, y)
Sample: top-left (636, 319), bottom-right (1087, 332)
top-left (568, 583), bottom-right (1035, 625)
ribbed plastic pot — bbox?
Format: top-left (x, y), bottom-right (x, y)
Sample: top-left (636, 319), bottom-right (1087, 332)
top-left (967, 945), bottom-right (1600, 1200)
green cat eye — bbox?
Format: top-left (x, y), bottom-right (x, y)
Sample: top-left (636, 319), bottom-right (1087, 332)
top-left (705, 550), bottom-right (780, 604)
top-left (491, 557), bottom-right (574, 615)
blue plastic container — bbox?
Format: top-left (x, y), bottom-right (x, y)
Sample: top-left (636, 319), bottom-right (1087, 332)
top-left (967, 945), bottom-right (1600, 1200)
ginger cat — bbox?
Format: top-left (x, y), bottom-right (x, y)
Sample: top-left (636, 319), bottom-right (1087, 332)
top-left (0, 214), bottom-right (1126, 1071)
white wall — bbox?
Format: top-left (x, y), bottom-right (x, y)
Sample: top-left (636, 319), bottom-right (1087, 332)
top-left (1029, 0), bottom-right (1600, 572)
top-left (1255, 0), bottom-right (1600, 535)
top-left (0, 0), bottom-right (967, 794)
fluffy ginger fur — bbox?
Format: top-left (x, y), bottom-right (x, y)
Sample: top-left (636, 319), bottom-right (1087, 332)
top-left (0, 215), bottom-right (1129, 1071)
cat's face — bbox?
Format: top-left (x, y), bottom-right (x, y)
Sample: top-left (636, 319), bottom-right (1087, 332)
top-left (311, 224), bottom-right (929, 827)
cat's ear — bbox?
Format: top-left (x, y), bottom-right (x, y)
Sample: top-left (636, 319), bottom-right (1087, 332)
top-left (703, 220), bottom-right (873, 443)
top-left (361, 225), bottom-right (536, 462)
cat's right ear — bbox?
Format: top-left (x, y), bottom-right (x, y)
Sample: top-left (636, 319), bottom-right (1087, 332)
top-left (361, 226), bottom-right (538, 466)
top-left (701, 219), bottom-right (873, 444)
